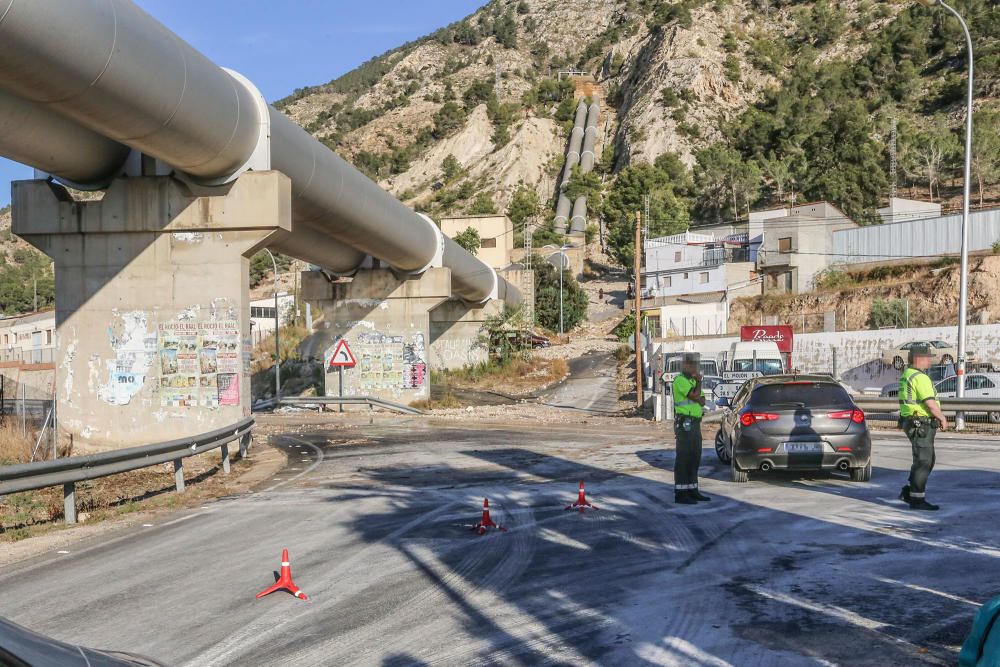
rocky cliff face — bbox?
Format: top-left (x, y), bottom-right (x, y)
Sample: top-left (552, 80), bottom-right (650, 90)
top-left (275, 0), bottom-right (912, 216)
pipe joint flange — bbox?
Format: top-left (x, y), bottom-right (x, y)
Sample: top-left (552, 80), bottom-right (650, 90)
top-left (394, 213), bottom-right (444, 278)
top-left (185, 69), bottom-right (271, 187)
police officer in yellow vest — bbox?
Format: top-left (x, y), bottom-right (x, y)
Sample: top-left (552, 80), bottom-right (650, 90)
top-left (672, 353), bottom-right (710, 504)
top-left (898, 343), bottom-right (949, 511)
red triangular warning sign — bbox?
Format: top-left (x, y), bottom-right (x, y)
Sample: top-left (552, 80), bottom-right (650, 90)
top-left (328, 338), bottom-right (357, 368)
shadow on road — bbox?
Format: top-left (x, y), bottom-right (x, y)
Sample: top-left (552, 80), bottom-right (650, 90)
top-left (307, 425), bottom-right (994, 664)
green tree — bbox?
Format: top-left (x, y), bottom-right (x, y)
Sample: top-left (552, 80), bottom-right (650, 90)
top-left (506, 185), bottom-right (540, 225)
top-left (693, 145), bottom-right (761, 222)
top-left (470, 193), bottom-right (497, 214)
top-left (494, 11), bottom-right (518, 49)
top-left (432, 102), bottom-right (467, 139)
top-left (602, 163), bottom-right (691, 268)
top-left (250, 251), bottom-right (293, 289)
top-left (441, 154), bottom-right (461, 181)
top-left (453, 227), bottom-right (481, 254)
top-left (531, 254), bottom-right (587, 331)
top-left (868, 298), bottom-right (908, 329)
top-left (972, 109), bottom-right (1000, 208)
top-left (902, 117), bottom-right (957, 201)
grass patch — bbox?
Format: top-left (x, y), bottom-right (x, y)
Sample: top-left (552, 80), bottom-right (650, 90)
top-left (411, 392), bottom-right (464, 410)
top-left (435, 357), bottom-right (568, 395)
top-left (0, 420), bottom-right (37, 465)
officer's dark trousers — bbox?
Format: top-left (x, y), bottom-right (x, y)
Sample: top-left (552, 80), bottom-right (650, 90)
top-left (674, 418), bottom-right (702, 491)
top-left (905, 420), bottom-right (937, 496)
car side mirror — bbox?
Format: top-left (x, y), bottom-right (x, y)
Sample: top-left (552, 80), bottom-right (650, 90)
top-left (716, 396), bottom-right (730, 408)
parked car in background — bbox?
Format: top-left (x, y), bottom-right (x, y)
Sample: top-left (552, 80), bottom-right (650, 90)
top-left (935, 373), bottom-right (1000, 423)
top-left (880, 363), bottom-right (956, 397)
top-left (661, 355), bottom-right (720, 382)
top-left (882, 341), bottom-right (972, 370)
top-left (715, 374), bottom-right (872, 483)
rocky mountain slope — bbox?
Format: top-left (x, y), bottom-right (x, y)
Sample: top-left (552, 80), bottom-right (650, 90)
top-left (275, 0), bottom-right (959, 223)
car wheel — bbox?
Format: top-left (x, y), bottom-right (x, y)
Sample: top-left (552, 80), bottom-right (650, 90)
top-left (714, 430), bottom-right (731, 463)
top-left (892, 356), bottom-right (905, 371)
top-left (850, 461), bottom-right (872, 482)
top-left (989, 411), bottom-right (1000, 424)
top-left (942, 354), bottom-right (954, 365)
top-left (731, 455), bottom-right (749, 483)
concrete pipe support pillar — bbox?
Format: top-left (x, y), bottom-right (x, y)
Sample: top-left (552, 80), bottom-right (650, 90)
top-left (301, 268), bottom-right (451, 407)
top-left (12, 171), bottom-right (291, 452)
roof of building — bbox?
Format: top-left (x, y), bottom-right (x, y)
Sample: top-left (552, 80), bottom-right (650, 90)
top-left (657, 291), bottom-right (727, 306)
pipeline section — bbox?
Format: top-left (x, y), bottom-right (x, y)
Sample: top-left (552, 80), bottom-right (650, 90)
top-left (0, 0), bottom-right (516, 305)
top-left (553, 101), bottom-right (587, 233)
top-left (569, 101), bottom-right (600, 234)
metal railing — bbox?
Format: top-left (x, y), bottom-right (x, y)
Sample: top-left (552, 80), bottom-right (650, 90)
top-left (0, 418), bottom-right (254, 524)
top-left (854, 396), bottom-right (1000, 415)
top-left (263, 395), bottom-right (424, 416)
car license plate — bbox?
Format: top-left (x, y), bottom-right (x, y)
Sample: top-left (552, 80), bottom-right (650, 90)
top-left (785, 442), bottom-right (823, 454)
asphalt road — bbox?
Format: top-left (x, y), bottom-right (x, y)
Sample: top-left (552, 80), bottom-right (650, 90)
top-left (539, 352), bottom-right (621, 413)
top-left (1, 420), bottom-right (997, 666)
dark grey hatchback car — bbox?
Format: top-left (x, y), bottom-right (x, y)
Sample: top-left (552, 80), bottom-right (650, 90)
top-left (715, 374), bottom-right (872, 483)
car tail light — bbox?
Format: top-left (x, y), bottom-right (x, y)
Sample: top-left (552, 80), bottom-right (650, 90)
top-left (757, 447), bottom-right (773, 453)
top-left (836, 446), bottom-right (852, 452)
top-left (828, 409), bottom-right (865, 424)
top-left (740, 412), bottom-right (780, 426)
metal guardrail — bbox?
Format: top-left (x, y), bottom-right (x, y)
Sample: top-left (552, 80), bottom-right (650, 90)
top-left (257, 395), bottom-right (424, 416)
top-left (0, 418), bottom-right (254, 524)
top-left (854, 396), bottom-right (1000, 415)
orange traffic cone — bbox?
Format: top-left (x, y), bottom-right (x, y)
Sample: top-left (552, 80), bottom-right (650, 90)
top-left (256, 548), bottom-right (308, 600)
top-left (565, 481), bottom-right (598, 512)
top-left (473, 497), bottom-right (506, 535)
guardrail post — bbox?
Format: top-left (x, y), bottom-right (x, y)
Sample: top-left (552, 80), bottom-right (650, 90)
top-left (173, 459), bottom-right (185, 493)
top-left (63, 482), bottom-right (77, 524)
top-left (239, 432), bottom-right (251, 459)
top-left (220, 442), bottom-right (231, 474)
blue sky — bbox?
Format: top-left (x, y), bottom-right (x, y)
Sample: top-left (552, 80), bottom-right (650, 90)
top-left (0, 0), bottom-right (488, 207)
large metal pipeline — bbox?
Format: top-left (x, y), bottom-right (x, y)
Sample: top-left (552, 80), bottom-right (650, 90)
top-left (553, 101), bottom-right (588, 233)
top-left (0, 89), bottom-right (130, 188)
top-left (580, 102), bottom-right (600, 173)
top-left (569, 102), bottom-right (600, 234)
top-left (0, 0), bottom-right (517, 304)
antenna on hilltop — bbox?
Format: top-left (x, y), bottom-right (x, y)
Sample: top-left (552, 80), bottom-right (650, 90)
top-left (642, 193), bottom-right (651, 239)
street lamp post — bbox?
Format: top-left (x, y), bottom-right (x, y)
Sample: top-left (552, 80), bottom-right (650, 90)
top-left (263, 249), bottom-right (281, 401)
top-left (922, 0), bottom-right (974, 429)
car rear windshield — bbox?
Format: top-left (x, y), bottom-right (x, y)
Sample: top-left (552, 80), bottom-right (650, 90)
top-left (751, 382), bottom-right (853, 409)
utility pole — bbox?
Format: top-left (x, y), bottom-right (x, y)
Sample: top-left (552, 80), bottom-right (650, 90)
top-left (264, 249), bottom-right (281, 401)
top-left (634, 211), bottom-right (643, 408)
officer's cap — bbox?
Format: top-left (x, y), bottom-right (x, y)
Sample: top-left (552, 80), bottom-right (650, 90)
top-left (908, 343), bottom-right (933, 362)
top-left (682, 352), bottom-right (701, 365)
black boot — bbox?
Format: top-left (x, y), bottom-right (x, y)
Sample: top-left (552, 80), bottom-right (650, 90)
top-left (675, 490), bottom-right (697, 505)
top-left (908, 498), bottom-right (940, 511)
top-left (899, 485), bottom-right (911, 503)
top-left (691, 489), bottom-right (711, 502)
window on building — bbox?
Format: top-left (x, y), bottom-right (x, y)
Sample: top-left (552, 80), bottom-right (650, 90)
top-left (46, 330), bottom-right (52, 345)
top-left (778, 237), bottom-right (792, 253)
top-left (699, 272), bottom-right (709, 284)
top-left (783, 271), bottom-right (793, 292)
top-left (251, 306), bottom-right (277, 319)
top-left (481, 237), bottom-right (497, 248)
top-left (674, 251), bottom-right (682, 262)
top-left (683, 272), bottom-right (689, 279)
top-left (664, 276), bottom-right (672, 288)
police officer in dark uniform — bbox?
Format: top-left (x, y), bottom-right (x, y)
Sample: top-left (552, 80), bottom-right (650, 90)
top-left (898, 343), bottom-right (949, 511)
top-left (672, 353), bottom-right (710, 504)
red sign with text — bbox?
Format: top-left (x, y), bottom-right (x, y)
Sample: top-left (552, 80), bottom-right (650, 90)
top-left (740, 325), bottom-right (794, 354)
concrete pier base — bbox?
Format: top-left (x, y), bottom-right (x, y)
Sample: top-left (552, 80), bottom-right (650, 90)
top-left (13, 172), bottom-right (290, 451)
top-left (302, 269), bottom-right (451, 406)
top-left (429, 299), bottom-right (503, 371)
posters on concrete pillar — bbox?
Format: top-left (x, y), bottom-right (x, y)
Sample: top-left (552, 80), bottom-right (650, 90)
top-left (158, 320), bottom-right (241, 408)
top-left (100, 311), bottom-right (158, 406)
top-left (326, 331), bottom-right (428, 397)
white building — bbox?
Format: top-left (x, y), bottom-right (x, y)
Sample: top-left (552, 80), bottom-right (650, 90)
top-left (250, 293), bottom-right (296, 344)
top-left (0, 310), bottom-right (56, 364)
top-left (877, 197), bottom-right (942, 224)
top-left (642, 230), bottom-right (760, 337)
